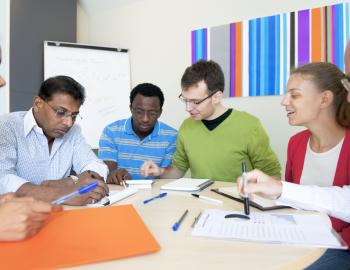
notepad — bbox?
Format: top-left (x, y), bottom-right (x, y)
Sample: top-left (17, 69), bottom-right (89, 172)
top-left (0, 205), bottom-right (160, 270)
top-left (160, 178), bottom-right (214, 192)
top-left (192, 209), bottom-right (347, 249)
top-left (211, 186), bottom-right (290, 211)
top-left (87, 187), bottom-right (138, 207)
top-left (126, 180), bottom-right (154, 189)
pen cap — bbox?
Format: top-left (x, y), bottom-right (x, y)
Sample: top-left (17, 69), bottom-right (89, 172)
top-left (242, 161), bottom-right (247, 172)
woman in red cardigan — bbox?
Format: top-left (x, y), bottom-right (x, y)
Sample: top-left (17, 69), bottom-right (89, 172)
top-left (238, 58), bottom-right (350, 269)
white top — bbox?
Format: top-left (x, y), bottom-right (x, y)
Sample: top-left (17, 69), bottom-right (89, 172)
top-left (300, 138), bottom-right (344, 187)
top-left (278, 181), bottom-right (350, 222)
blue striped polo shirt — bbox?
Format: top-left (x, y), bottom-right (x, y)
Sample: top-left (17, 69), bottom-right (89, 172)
top-left (98, 117), bottom-right (177, 179)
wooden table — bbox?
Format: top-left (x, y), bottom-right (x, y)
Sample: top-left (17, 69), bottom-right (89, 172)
top-left (67, 180), bottom-right (325, 270)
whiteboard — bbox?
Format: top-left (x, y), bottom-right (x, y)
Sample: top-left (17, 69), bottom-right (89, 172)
top-left (44, 41), bottom-right (131, 148)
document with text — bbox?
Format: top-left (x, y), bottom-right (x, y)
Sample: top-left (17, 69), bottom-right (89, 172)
top-left (191, 209), bottom-right (347, 249)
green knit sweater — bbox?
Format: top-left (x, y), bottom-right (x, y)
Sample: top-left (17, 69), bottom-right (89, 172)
top-left (173, 110), bottom-right (281, 182)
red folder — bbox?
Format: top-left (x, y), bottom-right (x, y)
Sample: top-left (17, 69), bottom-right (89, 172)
top-left (0, 204), bottom-right (160, 269)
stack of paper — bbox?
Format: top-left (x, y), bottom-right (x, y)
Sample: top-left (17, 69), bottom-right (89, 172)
top-left (126, 180), bottom-right (154, 189)
top-left (160, 178), bottom-right (213, 192)
top-left (192, 209), bottom-right (347, 249)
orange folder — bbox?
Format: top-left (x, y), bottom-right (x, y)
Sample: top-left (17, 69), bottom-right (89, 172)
top-left (0, 204), bottom-right (160, 269)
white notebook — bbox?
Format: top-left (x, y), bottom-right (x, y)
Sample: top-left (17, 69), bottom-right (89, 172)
top-left (160, 178), bottom-right (214, 192)
top-left (87, 187), bottom-right (138, 207)
top-left (125, 180), bottom-right (154, 189)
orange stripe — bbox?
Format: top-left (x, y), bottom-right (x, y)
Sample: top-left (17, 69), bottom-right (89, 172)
top-left (235, 22), bottom-right (242, 97)
top-left (311, 8), bottom-right (322, 62)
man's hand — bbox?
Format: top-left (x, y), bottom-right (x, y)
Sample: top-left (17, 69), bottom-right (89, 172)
top-left (66, 171), bottom-right (109, 206)
top-left (140, 160), bottom-right (164, 177)
top-left (0, 197), bottom-right (61, 241)
top-left (107, 168), bottom-right (131, 185)
top-left (236, 169), bottom-right (283, 200)
top-left (0, 193), bottom-right (15, 204)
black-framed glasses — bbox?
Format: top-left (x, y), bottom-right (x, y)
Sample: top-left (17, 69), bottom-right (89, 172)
top-left (131, 108), bottom-right (160, 119)
top-left (178, 90), bottom-right (218, 106)
top-left (341, 76), bottom-right (350, 92)
top-left (43, 100), bottom-right (82, 122)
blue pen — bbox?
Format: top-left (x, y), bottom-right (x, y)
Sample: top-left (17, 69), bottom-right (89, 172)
top-left (172, 209), bottom-right (189, 231)
top-left (52, 181), bottom-right (99, 205)
top-left (143, 192), bottom-right (167, 204)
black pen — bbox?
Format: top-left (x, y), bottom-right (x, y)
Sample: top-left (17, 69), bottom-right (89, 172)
top-left (242, 161), bottom-right (250, 215)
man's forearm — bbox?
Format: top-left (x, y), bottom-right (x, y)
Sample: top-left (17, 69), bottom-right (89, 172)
top-left (15, 182), bottom-right (74, 202)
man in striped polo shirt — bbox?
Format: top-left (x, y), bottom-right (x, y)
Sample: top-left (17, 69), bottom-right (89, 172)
top-left (98, 83), bottom-right (178, 184)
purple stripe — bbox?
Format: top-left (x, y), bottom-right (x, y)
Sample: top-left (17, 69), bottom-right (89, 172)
top-left (230, 23), bottom-right (236, 97)
top-left (191, 31), bottom-right (196, 64)
top-left (331, 5), bottom-right (336, 64)
top-left (298, 9), bottom-right (310, 65)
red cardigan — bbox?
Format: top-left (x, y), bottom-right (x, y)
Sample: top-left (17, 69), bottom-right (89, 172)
top-left (285, 129), bottom-right (350, 248)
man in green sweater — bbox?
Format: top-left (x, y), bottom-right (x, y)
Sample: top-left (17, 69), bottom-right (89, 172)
top-left (141, 60), bottom-right (281, 182)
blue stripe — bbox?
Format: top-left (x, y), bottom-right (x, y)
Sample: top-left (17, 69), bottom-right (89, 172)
top-left (249, 19), bottom-right (257, 96)
top-left (334, 4), bottom-right (344, 70)
top-left (260, 17), bottom-right (266, 95)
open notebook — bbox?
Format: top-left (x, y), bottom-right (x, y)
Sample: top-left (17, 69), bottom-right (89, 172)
top-left (211, 186), bottom-right (290, 211)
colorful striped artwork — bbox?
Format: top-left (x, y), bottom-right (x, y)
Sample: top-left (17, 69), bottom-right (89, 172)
top-left (191, 2), bottom-right (350, 97)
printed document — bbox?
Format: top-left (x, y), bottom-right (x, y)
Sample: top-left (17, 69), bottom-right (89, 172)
top-left (192, 209), bottom-right (346, 249)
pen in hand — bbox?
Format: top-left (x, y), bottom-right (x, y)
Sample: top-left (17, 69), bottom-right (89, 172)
top-left (242, 161), bottom-right (250, 215)
top-left (52, 181), bottom-right (98, 205)
top-left (172, 209), bottom-right (189, 231)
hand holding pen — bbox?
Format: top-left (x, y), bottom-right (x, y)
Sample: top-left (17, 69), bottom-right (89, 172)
top-left (52, 181), bottom-right (99, 205)
top-left (242, 161), bottom-right (250, 216)
top-left (63, 171), bottom-right (108, 205)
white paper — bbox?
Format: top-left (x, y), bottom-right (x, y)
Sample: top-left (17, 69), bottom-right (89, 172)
top-left (125, 180), bottom-right (154, 189)
top-left (192, 209), bottom-right (346, 249)
top-left (87, 187), bottom-right (138, 207)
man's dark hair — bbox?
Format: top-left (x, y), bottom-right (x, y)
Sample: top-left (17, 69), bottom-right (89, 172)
top-left (38, 76), bottom-right (85, 105)
top-left (181, 60), bottom-right (225, 94)
top-left (130, 83), bottom-right (164, 109)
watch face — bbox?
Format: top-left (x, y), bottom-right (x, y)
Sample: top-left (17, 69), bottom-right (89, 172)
top-left (70, 175), bottom-right (79, 184)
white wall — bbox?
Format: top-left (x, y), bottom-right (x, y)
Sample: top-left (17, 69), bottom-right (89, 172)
top-left (0, 0), bottom-right (10, 115)
top-left (77, 0), bottom-right (345, 175)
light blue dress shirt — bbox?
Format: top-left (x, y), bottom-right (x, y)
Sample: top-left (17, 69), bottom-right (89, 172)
top-left (0, 109), bottom-right (108, 194)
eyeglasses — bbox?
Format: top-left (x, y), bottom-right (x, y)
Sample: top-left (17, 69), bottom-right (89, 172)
top-left (178, 90), bottom-right (218, 106)
top-left (341, 77), bottom-right (350, 92)
top-left (131, 108), bottom-right (160, 119)
top-left (43, 100), bottom-right (82, 122)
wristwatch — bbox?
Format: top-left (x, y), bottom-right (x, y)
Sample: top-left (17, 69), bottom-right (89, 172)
top-left (69, 175), bottom-right (79, 184)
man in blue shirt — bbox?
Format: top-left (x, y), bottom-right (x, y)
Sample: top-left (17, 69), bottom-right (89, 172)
top-left (0, 76), bottom-right (108, 205)
top-left (98, 83), bottom-right (177, 184)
